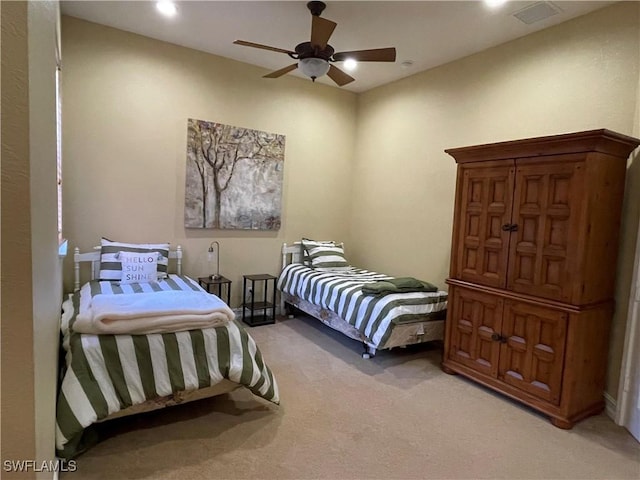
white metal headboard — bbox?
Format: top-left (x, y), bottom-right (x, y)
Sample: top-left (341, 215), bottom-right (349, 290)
top-left (74, 245), bottom-right (183, 291)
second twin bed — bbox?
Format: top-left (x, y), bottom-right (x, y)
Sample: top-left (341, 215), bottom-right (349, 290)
top-left (278, 241), bottom-right (448, 358)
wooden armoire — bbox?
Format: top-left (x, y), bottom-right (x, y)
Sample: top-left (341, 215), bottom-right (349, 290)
top-left (442, 129), bottom-right (640, 428)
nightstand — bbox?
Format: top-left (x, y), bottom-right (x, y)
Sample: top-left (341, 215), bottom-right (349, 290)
top-left (198, 276), bottom-right (231, 305)
top-left (242, 274), bottom-right (277, 326)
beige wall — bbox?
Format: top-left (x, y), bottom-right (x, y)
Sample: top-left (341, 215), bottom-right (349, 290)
top-left (29, 1), bottom-right (63, 476)
top-left (1, 1), bottom-right (61, 478)
top-left (351, 2), bottom-right (640, 399)
top-left (1, 2), bottom-right (36, 476)
top-left (61, 16), bottom-right (357, 306)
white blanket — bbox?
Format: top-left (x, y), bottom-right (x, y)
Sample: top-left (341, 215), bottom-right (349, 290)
top-left (73, 288), bottom-right (235, 335)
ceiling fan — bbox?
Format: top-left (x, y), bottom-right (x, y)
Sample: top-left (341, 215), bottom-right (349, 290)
top-left (233, 1), bottom-right (396, 87)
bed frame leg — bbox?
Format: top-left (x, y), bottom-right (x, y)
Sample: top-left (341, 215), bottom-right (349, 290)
top-left (283, 302), bottom-right (295, 319)
top-left (362, 344), bottom-right (376, 359)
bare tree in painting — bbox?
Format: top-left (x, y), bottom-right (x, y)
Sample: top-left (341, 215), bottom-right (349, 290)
top-left (186, 119), bottom-right (284, 229)
top-left (186, 121), bottom-right (210, 227)
top-left (211, 126), bottom-right (253, 228)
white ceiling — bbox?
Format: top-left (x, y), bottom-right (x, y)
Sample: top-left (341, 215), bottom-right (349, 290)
top-left (60, 0), bottom-right (615, 93)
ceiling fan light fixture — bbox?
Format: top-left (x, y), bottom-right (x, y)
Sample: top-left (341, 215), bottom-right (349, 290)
top-left (299, 57), bottom-right (330, 81)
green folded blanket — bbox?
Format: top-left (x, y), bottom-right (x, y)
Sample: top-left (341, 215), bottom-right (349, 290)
top-left (361, 277), bottom-right (439, 296)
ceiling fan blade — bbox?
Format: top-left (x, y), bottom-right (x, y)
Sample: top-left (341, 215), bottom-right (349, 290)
top-left (234, 40), bottom-right (295, 55)
top-left (263, 63), bottom-right (298, 79)
top-left (310, 16), bottom-right (337, 50)
top-left (327, 65), bottom-right (355, 87)
top-left (333, 48), bottom-right (397, 62)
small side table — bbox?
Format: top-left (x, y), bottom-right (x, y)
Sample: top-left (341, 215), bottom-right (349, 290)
top-left (198, 276), bottom-right (232, 305)
top-left (242, 274), bottom-right (277, 326)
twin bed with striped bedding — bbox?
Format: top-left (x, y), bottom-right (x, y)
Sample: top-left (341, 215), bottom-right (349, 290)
top-left (56, 247), bottom-right (279, 459)
top-left (278, 243), bottom-right (448, 357)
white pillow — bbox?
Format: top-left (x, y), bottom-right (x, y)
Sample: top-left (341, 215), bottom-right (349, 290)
top-left (118, 251), bottom-right (159, 285)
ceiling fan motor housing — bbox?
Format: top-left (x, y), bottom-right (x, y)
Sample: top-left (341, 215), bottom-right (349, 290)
top-left (307, 1), bottom-right (327, 17)
top-left (293, 42), bottom-right (334, 61)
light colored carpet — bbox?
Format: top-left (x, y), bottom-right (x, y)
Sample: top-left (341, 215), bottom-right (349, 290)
top-left (65, 315), bottom-right (640, 480)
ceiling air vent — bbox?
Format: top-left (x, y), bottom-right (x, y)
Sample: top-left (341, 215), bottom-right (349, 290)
top-left (513, 1), bottom-right (562, 25)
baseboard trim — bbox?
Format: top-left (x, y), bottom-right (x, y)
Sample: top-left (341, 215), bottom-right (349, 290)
top-left (604, 391), bottom-right (617, 421)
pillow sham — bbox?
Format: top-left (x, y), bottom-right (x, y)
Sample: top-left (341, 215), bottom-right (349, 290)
top-left (301, 238), bottom-right (351, 271)
top-left (300, 238), bottom-right (336, 266)
top-left (118, 251), bottom-right (159, 285)
top-left (99, 238), bottom-right (170, 281)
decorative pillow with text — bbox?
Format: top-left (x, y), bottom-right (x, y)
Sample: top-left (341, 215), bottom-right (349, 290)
top-left (118, 251), bottom-right (159, 285)
top-left (99, 238), bottom-right (170, 281)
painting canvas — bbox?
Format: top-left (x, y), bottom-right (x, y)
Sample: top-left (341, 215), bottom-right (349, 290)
top-left (184, 118), bottom-right (285, 230)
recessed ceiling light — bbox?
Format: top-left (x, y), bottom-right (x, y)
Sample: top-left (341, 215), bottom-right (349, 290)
top-left (156, 1), bottom-right (177, 17)
top-left (400, 60), bottom-right (414, 69)
top-left (484, 0), bottom-right (508, 8)
top-left (343, 59), bottom-right (357, 71)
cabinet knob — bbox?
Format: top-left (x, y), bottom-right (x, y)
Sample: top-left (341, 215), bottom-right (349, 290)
top-left (491, 333), bottom-right (508, 343)
top-left (501, 223), bottom-right (518, 232)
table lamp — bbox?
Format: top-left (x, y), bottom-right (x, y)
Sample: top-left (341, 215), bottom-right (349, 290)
top-left (207, 241), bottom-right (221, 279)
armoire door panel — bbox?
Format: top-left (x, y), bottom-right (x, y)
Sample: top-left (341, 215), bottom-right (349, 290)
top-left (507, 161), bottom-right (583, 302)
top-left (454, 164), bottom-right (514, 288)
top-left (448, 287), bottom-right (502, 377)
top-left (499, 301), bottom-right (567, 404)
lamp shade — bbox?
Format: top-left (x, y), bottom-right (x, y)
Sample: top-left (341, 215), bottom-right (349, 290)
top-left (299, 57), bottom-right (330, 80)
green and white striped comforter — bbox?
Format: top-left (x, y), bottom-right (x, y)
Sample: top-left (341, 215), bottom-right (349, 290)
top-left (278, 264), bottom-right (448, 348)
top-left (56, 275), bottom-right (279, 458)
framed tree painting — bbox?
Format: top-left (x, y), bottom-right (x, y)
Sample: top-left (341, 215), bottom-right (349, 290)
top-left (184, 118), bottom-right (285, 230)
